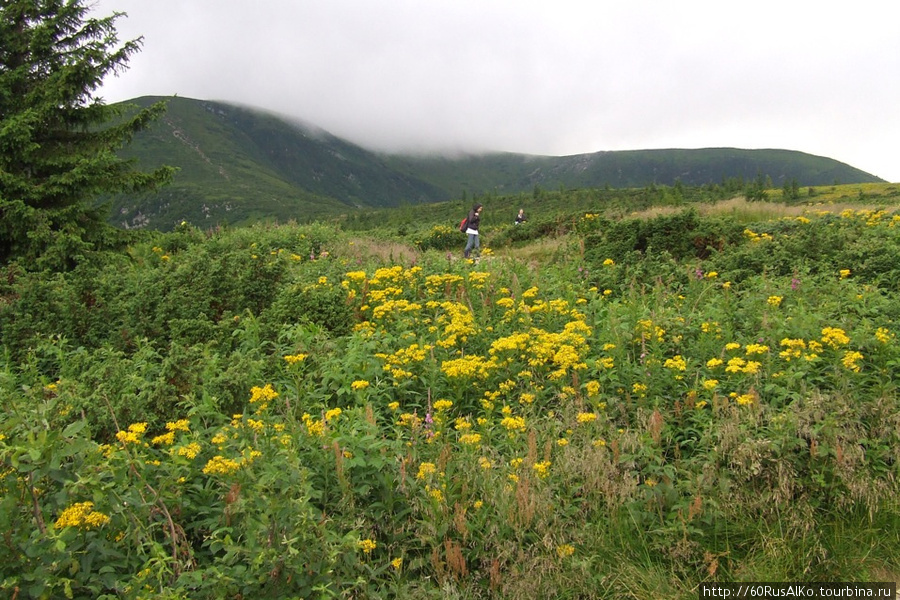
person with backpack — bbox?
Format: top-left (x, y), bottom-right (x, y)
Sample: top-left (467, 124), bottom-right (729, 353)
top-left (515, 208), bottom-right (526, 225)
top-left (463, 203), bottom-right (483, 259)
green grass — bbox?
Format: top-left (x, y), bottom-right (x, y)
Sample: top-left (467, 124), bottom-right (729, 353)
top-left (2, 202), bottom-right (900, 598)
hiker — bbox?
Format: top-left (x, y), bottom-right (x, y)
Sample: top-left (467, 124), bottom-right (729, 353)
top-left (464, 203), bottom-right (483, 259)
top-left (515, 208), bottom-right (526, 225)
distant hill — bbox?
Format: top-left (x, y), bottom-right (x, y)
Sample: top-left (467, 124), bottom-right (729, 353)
top-left (110, 96), bottom-right (884, 230)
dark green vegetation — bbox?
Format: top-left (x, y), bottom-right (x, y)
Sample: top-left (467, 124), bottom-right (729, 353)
top-left (109, 96), bottom-right (885, 231)
top-left (0, 1), bottom-right (174, 269)
top-left (3, 195), bottom-right (900, 598)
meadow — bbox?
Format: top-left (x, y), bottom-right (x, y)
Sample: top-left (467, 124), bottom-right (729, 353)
top-left (2, 189), bottom-right (900, 599)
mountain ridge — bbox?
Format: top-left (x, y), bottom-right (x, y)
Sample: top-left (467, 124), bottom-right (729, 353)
top-left (111, 96), bottom-right (884, 230)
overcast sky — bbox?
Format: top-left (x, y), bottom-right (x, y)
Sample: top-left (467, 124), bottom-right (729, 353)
top-left (91, 0), bottom-right (900, 182)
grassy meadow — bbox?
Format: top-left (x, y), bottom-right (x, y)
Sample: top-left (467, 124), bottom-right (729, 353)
top-left (2, 186), bottom-right (900, 598)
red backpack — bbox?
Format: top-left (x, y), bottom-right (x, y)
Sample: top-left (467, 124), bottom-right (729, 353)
top-left (459, 217), bottom-right (468, 232)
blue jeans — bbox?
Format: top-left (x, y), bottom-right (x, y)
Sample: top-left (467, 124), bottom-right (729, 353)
top-left (464, 233), bottom-right (480, 257)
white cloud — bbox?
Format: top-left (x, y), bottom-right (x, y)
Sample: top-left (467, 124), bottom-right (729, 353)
top-left (94, 0), bottom-right (900, 181)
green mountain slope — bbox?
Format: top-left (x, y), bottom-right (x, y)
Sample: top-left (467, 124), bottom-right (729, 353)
top-left (112, 97), bottom-right (448, 230)
top-left (110, 96), bottom-right (884, 230)
top-left (383, 147), bottom-right (883, 196)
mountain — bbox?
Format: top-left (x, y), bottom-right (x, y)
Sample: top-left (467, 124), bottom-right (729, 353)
top-left (110, 96), bottom-right (884, 230)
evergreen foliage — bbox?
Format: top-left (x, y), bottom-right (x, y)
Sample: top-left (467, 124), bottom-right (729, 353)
top-left (0, 0), bottom-right (174, 269)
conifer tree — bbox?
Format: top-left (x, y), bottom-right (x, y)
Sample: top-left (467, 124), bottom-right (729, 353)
top-left (0, 0), bottom-right (174, 268)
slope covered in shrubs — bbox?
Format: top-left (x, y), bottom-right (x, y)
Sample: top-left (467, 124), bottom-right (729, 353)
top-left (1, 202), bottom-right (899, 598)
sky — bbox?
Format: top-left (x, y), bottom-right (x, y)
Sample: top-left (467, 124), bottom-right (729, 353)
top-left (91, 0), bottom-right (900, 182)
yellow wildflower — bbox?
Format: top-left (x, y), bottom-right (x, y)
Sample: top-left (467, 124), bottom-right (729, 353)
top-left (822, 327), bottom-right (850, 348)
top-left (177, 442), bottom-right (202, 460)
top-left (532, 461), bottom-right (551, 479)
top-left (576, 412), bottom-right (597, 424)
top-left (433, 399), bottom-right (453, 412)
top-left (664, 355), bottom-right (687, 371)
top-left (500, 415), bottom-right (526, 432)
top-left (151, 431), bottom-right (175, 446)
top-left (202, 455), bottom-right (241, 476)
top-left (417, 462), bottom-right (436, 480)
top-left (54, 501), bottom-right (110, 530)
top-left (460, 433), bottom-right (482, 445)
top-left (249, 384), bottom-right (278, 404)
top-left (745, 344), bottom-right (769, 355)
top-left (841, 350), bottom-right (863, 372)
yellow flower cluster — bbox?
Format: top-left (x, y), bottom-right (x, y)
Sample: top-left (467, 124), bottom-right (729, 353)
top-left (417, 462), bottom-right (436, 480)
top-left (636, 319), bottom-right (666, 343)
top-left (841, 351), bottom-right (864, 372)
top-left (167, 419), bottom-right (190, 432)
top-left (432, 301), bottom-right (477, 346)
top-left (302, 413), bottom-right (325, 436)
top-left (116, 422), bottom-right (147, 445)
top-left (368, 286), bottom-right (404, 303)
top-left (55, 501), bottom-right (111, 530)
top-left (576, 412), bottom-right (597, 424)
top-left (735, 393), bottom-right (755, 406)
top-left (459, 433), bottom-right (482, 446)
top-left (151, 431), bottom-right (175, 446)
top-left (532, 461), bottom-right (552, 479)
top-left (249, 384), bottom-right (278, 404)
top-left (501, 415), bottom-right (526, 432)
top-left (283, 353), bottom-right (308, 364)
top-left (821, 327), bottom-right (850, 348)
top-left (202, 455), bottom-right (242, 476)
top-left (664, 355), bottom-right (687, 371)
top-left (744, 229), bottom-right (773, 242)
top-left (358, 538), bottom-right (377, 554)
top-left (779, 338), bottom-right (818, 361)
top-left (723, 357), bottom-right (761, 374)
top-left (371, 299), bottom-right (422, 321)
top-left (466, 271), bottom-right (491, 289)
top-left (177, 442), bottom-right (202, 460)
top-left (441, 355), bottom-right (494, 380)
top-left (397, 413), bottom-right (422, 428)
top-left (424, 273), bottom-right (464, 295)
